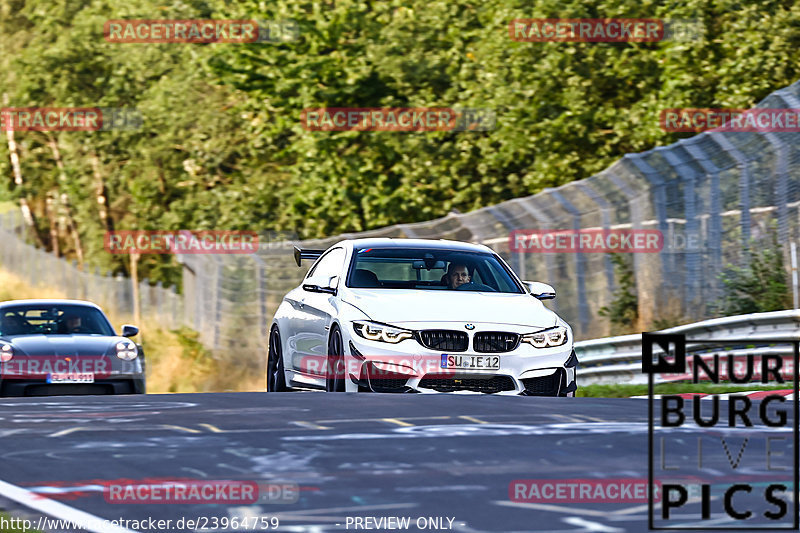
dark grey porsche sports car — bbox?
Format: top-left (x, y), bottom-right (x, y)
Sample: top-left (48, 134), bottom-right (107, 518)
top-left (0, 299), bottom-right (145, 396)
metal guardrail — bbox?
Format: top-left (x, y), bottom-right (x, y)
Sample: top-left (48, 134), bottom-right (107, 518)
top-left (575, 310), bottom-right (800, 384)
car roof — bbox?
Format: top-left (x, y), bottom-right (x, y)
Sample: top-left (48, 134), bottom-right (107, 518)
top-left (337, 238), bottom-right (493, 253)
top-left (0, 299), bottom-right (105, 311)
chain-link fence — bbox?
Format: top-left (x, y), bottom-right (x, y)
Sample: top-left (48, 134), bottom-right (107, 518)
top-left (3, 81), bottom-right (800, 370)
top-left (0, 211), bottom-right (184, 328)
top-left (180, 79), bottom-right (800, 362)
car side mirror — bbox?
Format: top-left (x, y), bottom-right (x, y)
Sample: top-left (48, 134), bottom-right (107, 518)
top-left (121, 324), bottom-right (139, 338)
top-left (524, 281), bottom-right (556, 300)
top-left (302, 276), bottom-right (338, 295)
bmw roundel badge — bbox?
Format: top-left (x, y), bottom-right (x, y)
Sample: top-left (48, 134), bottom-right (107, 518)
top-left (464, 324), bottom-right (475, 330)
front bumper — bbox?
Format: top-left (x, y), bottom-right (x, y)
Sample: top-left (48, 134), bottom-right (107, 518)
top-left (0, 378), bottom-right (145, 396)
top-left (0, 354), bottom-right (146, 396)
top-left (344, 324), bottom-right (577, 395)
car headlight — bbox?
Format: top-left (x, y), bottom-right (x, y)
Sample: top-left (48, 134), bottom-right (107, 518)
top-left (116, 340), bottom-right (138, 360)
top-left (0, 342), bottom-right (13, 362)
top-left (521, 326), bottom-right (568, 348)
top-left (352, 321), bottom-right (413, 344)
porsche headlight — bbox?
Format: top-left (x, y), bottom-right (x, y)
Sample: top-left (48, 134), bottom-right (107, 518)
top-left (352, 321), bottom-right (413, 344)
top-left (521, 326), bottom-right (568, 348)
top-left (116, 340), bottom-right (138, 361)
top-left (0, 342), bottom-right (13, 362)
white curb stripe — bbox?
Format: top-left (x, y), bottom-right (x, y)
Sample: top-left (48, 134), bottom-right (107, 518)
top-left (0, 478), bottom-right (138, 533)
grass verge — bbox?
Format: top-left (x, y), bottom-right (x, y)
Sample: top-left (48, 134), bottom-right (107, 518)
top-left (578, 383), bottom-right (793, 398)
top-left (0, 512), bottom-right (41, 533)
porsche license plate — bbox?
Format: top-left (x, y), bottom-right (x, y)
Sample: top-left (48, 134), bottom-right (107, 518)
top-left (47, 372), bottom-right (95, 384)
top-left (441, 354), bottom-right (500, 370)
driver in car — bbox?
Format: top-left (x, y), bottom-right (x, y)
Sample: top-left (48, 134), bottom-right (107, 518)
top-left (0, 314), bottom-right (25, 335)
top-left (446, 262), bottom-right (471, 289)
top-left (60, 314), bottom-right (86, 334)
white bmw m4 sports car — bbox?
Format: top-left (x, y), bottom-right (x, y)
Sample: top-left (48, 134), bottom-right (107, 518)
top-left (267, 239), bottom-right (577, 395)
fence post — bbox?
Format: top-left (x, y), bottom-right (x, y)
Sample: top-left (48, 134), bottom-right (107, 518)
top-left (155, 281), bottom-right (164, 323)
top-left (114, 272), bottom-right (127, 318)
top-left (213, 256), bottom-right (223, 351)
top-left (575, 181), bottom-right (616, 300)
top-left (709, 135), bottom-right (752, 265)
top-left (169, 284), bottom-right (178, 328)
top-left (253, 255), bottom-right (267, 340)
top-left (792, 242), bottom-right (798, 310)
top-left (546, 189), bottom-right (590, 335)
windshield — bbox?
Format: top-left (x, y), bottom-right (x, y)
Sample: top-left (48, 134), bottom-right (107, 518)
top-left (346, 247), bottom-right (524, 293)
top-left (0, 304), bottom-right (116, 336)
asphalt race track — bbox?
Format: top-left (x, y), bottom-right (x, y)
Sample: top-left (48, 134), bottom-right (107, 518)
top-left (0, 393), bottom-right (794, 533)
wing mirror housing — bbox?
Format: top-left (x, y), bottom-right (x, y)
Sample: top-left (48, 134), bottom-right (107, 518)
top-left (524, 281), bottom-right (556, 300)
top-left (303, 276), bottom-right (339, 295)
top-left (121, 324), bottom-right (140, 337)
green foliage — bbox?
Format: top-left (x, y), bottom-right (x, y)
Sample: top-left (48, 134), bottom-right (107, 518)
top-left (207, 0), bottom-right (800, 238)
top-left (715, 235), bottom-right (791, 315)
top-left (652, 314), bottom-right (684, 331)
top-left (1, 0), bottom-right (799, 283)
top-left (598, 253), bottom-right (638, 333)
top-left (0, 512), bottom-right (41, 533)
top-left (158, 326), bottom-right (262, 392)
top-left (577, 383), bottom-right (790, 398)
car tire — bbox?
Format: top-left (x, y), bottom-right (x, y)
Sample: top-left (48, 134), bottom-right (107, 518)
top-left (326, 326), bottom-right (346, 392)
top-left (131, 378), bottom-right (146, 394)
top-left (267, 326), bottom-right (288, 392)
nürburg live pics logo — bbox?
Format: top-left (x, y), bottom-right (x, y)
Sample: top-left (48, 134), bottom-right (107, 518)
top-left (643, 333), bottom-right (799, 530)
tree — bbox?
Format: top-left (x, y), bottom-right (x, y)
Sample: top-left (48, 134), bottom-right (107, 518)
top-left (715, 235), bottom-right (791, 315)
top-left (598, 253), bottom-right (638, 334)
top-left (2, 0), bottom-right (800, 284)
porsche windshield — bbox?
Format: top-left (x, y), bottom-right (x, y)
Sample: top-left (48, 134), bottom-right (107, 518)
top-left (347, 248), bottom-right (524, 293)
top-left (0, 305), bottom-right (115, 336)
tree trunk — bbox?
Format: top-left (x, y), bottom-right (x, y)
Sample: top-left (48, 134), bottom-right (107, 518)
top-left (47, 134), bottom-right (85, 268)
top-left (3, 93), bottom-right (45, 247)
top-left (45, 191), bottom-right (60, 257)
top-left (90, 152), bottom-right (114, 232)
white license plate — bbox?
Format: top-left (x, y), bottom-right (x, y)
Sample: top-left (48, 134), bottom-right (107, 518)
top-left (47, 372), bottom-right (95, 384)
top-left (441, 354), bottom-right (500, 370)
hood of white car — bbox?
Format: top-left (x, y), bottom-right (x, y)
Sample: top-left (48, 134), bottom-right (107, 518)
top-left (342, 289), bottom-right (558, 328)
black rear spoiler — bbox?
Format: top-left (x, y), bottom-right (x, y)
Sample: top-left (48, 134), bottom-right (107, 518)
top-left (293, 246), bottom-right (326, 267)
